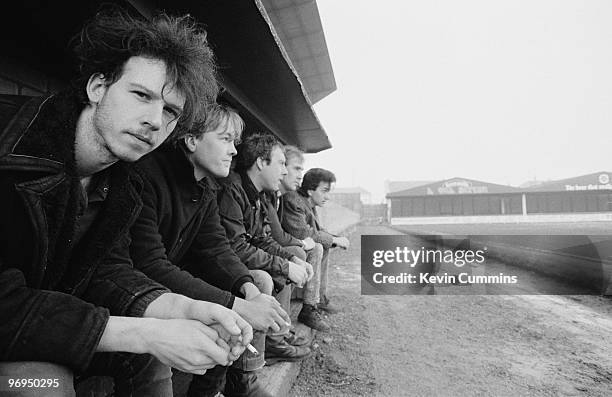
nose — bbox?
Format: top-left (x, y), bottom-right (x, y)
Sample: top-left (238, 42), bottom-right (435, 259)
top-left (229, 141), bottom-right (237, 156)
top-left (143, 103), bottom-right (163, 131)
top-left (281, 164), bottom-right (288, 176)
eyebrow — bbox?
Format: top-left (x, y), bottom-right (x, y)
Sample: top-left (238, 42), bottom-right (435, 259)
top-left (130, 83), bottom-right (184, 114)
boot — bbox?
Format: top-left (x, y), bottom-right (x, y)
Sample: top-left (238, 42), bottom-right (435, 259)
top-left (317, 295), bottom-right (339, 314)
top-left (265, 339), bottom-right (311, 365)
top-left (224, 368), bottom-right (272, 397)
top-left (298, 304), bottom-right (331, 332)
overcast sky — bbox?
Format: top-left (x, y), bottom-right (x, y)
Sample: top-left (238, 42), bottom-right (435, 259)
top-left (304, 0), bottom-right (612, 203)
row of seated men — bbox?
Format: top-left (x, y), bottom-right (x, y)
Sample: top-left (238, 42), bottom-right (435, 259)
top-left (0, 5), bottom-right (349, 397)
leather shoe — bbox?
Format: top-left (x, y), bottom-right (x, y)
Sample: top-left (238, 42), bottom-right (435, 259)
top-left (284, 329), bottom-right (311, 346)
top-left (224, 368), bottom-right (272, 397)
top-left (317, 295), bottom-right (339, 314)
top-left (265, 339), bottom-right (311, 365)
top-left (298, 304), bottom-right (331, 332)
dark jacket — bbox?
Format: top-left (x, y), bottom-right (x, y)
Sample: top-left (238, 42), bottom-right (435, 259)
top-left (0, 92), bottom-right (167, 372)
top-left (265, 191), bottom-right (303, 248)
top-left (281, 191), bottom-right (335, 249)
top-left (217, 172), bottom-right (294, 290)
top-left (130, 147), bottom-right (256, 307)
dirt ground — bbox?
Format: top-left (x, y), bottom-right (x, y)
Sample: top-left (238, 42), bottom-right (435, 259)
top-left (289, 225), bottom-right (612, 397)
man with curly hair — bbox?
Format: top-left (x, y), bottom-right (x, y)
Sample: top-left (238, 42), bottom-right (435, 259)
top-left (0, 7), bottom-right (250, 396)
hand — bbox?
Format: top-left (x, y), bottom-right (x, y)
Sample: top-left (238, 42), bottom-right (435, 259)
top-left (292, 256), bottom-right (314, 282)
top-left (142, 318), bottom-right (232, 375)
top-left (184, 300), bottom-right (253, 348)
top-left (301, 237), bottom-right (315, 251)
top-left (233, 294), bottom-right (291, 333)
top-left (209, 323), bottom-right (246, 362)
top-left (333, 236), bottom-right (350, 250)
top-left (287, 261), bottom-right (308, 287)
top-left (240, 282), bottom-right (261, 301)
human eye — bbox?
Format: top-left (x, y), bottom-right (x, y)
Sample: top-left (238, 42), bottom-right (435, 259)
top-left (132, 90), bottom-right (149, 100)
top-left (164, 106), bottom-right (179, 119)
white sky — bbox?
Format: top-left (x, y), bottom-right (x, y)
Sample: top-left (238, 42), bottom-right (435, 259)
top-left (305, 0), bottom-right (612, 203)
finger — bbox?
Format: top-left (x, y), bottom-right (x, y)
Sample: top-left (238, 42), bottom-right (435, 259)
top-left (200, 324), bottom-right (221, 340)
top-left (189, 368), bottom-right (208, 376)
top-left (212, 312), bottom-right (242, 338)
top-left (198, 333), bottom-right (232, 366)
top-left (275, 307), bottom-right (291, 324)
top-left (215, 337), bottom-right (231, 352)
top-left (268, 321), bottom-right (281, 333)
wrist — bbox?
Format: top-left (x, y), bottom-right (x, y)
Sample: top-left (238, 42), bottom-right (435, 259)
top-left (240, 282), bottom-right (260, 299)
top-left (231, 297), bottom-right (248, 317)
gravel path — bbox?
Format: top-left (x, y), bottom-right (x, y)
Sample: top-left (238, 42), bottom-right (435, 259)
top-left (290, 225), bottom-right (612, 396)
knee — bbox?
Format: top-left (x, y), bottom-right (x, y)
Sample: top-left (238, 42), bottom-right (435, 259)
top-left (249, 270), bottom-right (274, 295)
top-left (285, 246), bottom-right (307, 261)
top-left (312, 243), bottom-right (323, 260)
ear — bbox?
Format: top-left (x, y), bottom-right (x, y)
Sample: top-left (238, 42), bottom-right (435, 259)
top-left (85, 73), bottom-right (108, 104)
top-left (256, 157), bottom-right (265, 170)
top-left (184, 135), bottom-right (198, 153)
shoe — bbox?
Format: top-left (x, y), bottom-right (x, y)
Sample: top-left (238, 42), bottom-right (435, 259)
top-left (317, 295), bottom-right (339, 314)
top-left (298, 304), bottom-right (331, 332)
top-left (265, 339), bottom-right (311, 365)
top-left (224, 368), bottom-right (272, 397)
top-left (284, 330), bottom-right (311, 347)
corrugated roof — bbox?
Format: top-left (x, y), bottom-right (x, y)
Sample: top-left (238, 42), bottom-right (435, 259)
top-left (259, 0), bottom-right (336, 104)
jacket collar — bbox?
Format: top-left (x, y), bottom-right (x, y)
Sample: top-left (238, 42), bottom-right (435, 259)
top-left (9, 89), bottom-right (85, 176)
top-left (158, 145), bottom-right (221, 192)
top-left (239, 170), bottom-right (263, 206)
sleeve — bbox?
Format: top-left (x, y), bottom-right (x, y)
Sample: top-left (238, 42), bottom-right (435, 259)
top-left (281, 195), bottom-right (335, 249)
top-left (0, 266), bottom-right (109, 372)
top-left (217, 182), bottom-right (289, 290)
top-left (127, 179), bottom-right (235, 307)
top-left (179, 196), bottom-right (254, 297)
top-left (265, 198), bottom-right (303, 248)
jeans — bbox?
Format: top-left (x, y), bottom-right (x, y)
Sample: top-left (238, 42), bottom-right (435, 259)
top-left (187, 270), bottom-right (273, 396)
top-left (0, 353), bottom-right (172, 397)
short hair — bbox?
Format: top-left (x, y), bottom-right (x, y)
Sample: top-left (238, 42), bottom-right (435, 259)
top-left (235, 133), bottom-right (283, 173)
top-left (283, 145), bottom-right (304, 164)
top-left (183, 103), bottom-right (244, 141)
top-left (300, 168), bottom-right (336, 194)
top-left (72, 6), bottom-right (218, 136)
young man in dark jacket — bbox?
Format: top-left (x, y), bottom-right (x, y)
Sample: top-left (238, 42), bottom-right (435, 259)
top-left (0, 9), bottom-right (250, 395)
top-left (282, 168), bottom-right (351, 319)
top-left (217, 133), bottom-right (314, 365)
top-left (274, 146), bottom-right (331, 332)
top-left (131, 105), bottom-right (290, 396)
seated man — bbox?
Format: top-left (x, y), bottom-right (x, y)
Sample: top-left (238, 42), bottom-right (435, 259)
top-left (0, 8), bottom-right (250, 396)
top-left (217, 133), bottom-right (314, 365)
top-left (272, 147), bottom-right (330, 332)
top-left (281, 168), bottom-right (351, 320)
top-left (131, 105), bottom-right (290, 396)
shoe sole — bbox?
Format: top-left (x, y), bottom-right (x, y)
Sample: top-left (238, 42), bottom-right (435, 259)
top-left (265, 353), bottom-right (311, 366)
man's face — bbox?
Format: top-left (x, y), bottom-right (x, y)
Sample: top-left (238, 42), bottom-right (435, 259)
top-left (190, 121), bottom-right (238, 178)
top-left (310, 181), bottom-right (332, 207)
top-left (260, 145), bottom-right (287, 192)
top-left (90, 56), bottom-right (185, 163)
top-left (281, 155), bottom-right (304, 192)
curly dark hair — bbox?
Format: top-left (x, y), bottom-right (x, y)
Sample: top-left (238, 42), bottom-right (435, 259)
top-left (299, 168), bottom-right (336, 195)
top-left (72, 6), bottom-right (218, 136)
top-left (235, 133), bottom-right (283, 173)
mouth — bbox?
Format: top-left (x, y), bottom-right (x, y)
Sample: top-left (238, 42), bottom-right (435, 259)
top-left (128, 132), bottom-right (153, 147)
